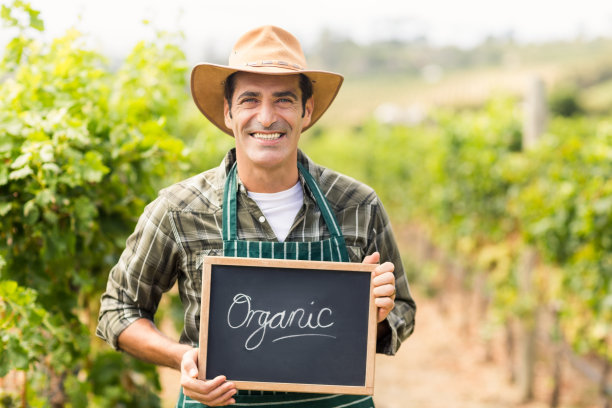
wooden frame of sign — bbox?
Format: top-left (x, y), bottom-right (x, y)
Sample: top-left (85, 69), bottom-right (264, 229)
top-left (198, 256), bottom-right (377, 395)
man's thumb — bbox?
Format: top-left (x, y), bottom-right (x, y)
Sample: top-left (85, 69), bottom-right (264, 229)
top-left (363, 252), bottom-right (380, 264)
top-left (182, 348), bottom-right (199, 378)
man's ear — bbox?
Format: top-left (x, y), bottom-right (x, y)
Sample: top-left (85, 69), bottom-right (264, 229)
top-left (302, 96), bottom-right (314, 127)
top-left (224, 98), bottom-right (232, 128)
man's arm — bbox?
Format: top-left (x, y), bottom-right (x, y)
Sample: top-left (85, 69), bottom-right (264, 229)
top-left (117, 318), bottom-right (190, 369)
top-left (118, 319), bottom-right (237, 406)
top-left (366, 198), bottom-right (417, 355)
top-left (362, 251), bottom-right (396, 341)
top-left (96, 195), bottom-right (236, 406)
top-left (96, 196), bottom-right (180, 350)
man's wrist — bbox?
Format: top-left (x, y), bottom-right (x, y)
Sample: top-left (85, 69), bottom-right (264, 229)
top-left (173, 343), bottom-right (195, 370)
top-left (376, 319), bottom-right (391, 341)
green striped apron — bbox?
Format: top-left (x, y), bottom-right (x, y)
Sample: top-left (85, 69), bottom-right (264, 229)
top-left (177, 163), bottom-right (375, 408)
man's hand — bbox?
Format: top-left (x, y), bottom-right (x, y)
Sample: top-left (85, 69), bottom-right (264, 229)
top-left (363, 252), bottom-right (396, 323)
top-left (180, 348), bottom-right (237, 406)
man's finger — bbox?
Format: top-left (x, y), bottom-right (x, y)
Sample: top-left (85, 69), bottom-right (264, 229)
top-left (375, 296), bottom-right (395, 308)
top-left (374, 261), bottom-right (394, 276)
top-left (373, 283), bottom-right (396, 298)
top-left (363, 252), bottom-right (380, 265)
top-left (373, 271), bottom-right (394, 287)
top-left (207, 388), bottom-right (237, 406)
top-left (185, 378), bottom-right (236, 405)
top-left (180, 348), bottom-right (199, 378)
top-left (181, 373), bottom-right (225, 393)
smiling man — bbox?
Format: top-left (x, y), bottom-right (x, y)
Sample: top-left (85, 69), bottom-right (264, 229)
top-left (97, 25), bottom-right (416, 407)
top-left (227, 73), bottom-right (311, 193)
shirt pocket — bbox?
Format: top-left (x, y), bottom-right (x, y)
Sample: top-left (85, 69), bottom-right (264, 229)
top-left (187, 248), bottom-right (224, 337)
top-left (186, 248), bottom-right (224, 302)
top-left (346, 245), bottom-right (364, 263)
top-left (195, 248), bottom-right (224, 272)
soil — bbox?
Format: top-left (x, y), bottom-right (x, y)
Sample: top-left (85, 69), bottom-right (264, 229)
top-left (372, 291), bottom-right (601, 408)
top-left (159, 289), bottom-right (602, 408)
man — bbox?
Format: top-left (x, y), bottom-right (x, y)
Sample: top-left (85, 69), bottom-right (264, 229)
top-left (97, 25), bottom-right (416, 407)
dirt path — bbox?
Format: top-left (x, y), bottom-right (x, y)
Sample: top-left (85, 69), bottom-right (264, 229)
top-left (372, 291), bottom-right (600, 408)
top-left (373, 291), bottom-right (526, 408)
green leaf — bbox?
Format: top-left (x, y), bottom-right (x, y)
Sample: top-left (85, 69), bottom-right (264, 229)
top-left (23, 199), bottom-right (39, 224)
top-left (7, 335), bottom-right (30, 371)
top-left (27, 8), bottom-right (44, 31)
top-left (0, 165), bottom-right (8, 185)
top-left (82, 151), bottom-right (109, 183)
top-left (0, 5), bottom-right (16, 27)
top-left (74, 196), bottom-right (97, 225)
top-left (0, 343), bottom-right (10, 377)
top-left (0, 202), bottom-right (11, 216)
top-left (0, 280), bottom-right (18, 296)
top-left (42, 208), bottom-right (58, 224)
top-left (592, 196), bottom-right (612, 214)
top-left (42, 162), bottom-right (61, 173)
top-left (39, 144), bottom-right (54, 162)
top-left (11, 152), bottom-right (31, 169)
top-left (35, 189), bottom-right (55, 206)
top-left (8, 165), bottom-right (33, 180)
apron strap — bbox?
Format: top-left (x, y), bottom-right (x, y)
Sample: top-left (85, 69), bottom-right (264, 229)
top-left (296, 162), bottom-right (343, 240)
top-left (222, 162), bottom-right (350, 261)
top-left (222, 163), bottom-right (239, 241)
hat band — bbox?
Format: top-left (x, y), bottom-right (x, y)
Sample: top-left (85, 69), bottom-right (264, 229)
top-left (244, 60), bottom-right (304, 71)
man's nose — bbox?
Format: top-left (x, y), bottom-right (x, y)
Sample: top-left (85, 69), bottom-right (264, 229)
top-left (257, 101), bottom-right (276, 128)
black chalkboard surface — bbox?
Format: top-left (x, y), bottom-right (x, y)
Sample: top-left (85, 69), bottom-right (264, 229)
top-left (198, 256), bottom-right (377, 395)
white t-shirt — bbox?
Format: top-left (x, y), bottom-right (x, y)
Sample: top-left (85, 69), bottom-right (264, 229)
top-left (247, 181), bottom-right (304, 243)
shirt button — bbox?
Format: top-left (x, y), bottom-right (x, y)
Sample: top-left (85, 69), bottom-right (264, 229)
top-left (258, 216), bottom-right (266, 223)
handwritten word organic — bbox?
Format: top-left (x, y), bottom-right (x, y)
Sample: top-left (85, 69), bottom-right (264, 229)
top-left (227, 293), bottom-right (336, 350)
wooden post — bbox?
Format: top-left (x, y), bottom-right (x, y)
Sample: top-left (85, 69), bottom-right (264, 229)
top-left (517, 248), bottom-right (538, 402)
top-left (517, 76), bottom-right (547, 402)
top-left (550, 304), bottom-right (562, 408)
top-left (523, 76), bottom-right (548, 150)
top-left (506, 319), bottom-right (517, 384)
top-left (602, 360), bottom-right (611, 408)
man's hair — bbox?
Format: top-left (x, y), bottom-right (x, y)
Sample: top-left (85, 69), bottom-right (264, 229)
top-left (224, 73), bottom-right (313, 118)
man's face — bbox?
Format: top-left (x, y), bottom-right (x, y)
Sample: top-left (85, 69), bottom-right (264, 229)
top-left (224, 72), bottom-right (313, 173)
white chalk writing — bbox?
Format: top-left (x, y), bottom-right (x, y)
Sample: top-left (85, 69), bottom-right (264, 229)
top-left (226, 293), bottom-right (336, 350)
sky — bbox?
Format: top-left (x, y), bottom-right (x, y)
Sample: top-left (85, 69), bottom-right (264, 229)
top-left (4, 0), bottom-right (612, 64)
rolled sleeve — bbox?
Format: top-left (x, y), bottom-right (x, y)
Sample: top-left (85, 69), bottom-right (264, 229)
top-left (96, 196), bottom-right (181, 350)
top-left (368, 198), bottom-right (416, 355)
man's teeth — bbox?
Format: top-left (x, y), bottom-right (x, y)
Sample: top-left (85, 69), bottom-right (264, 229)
top-left (251, 133), bottom-right (283, 140)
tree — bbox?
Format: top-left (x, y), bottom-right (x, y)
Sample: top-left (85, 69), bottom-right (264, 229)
top-left (0, 2), bottom-right (189, 405)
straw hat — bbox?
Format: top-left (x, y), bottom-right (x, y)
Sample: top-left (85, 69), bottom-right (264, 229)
top-left (191, 25), bottom-right (344, 136)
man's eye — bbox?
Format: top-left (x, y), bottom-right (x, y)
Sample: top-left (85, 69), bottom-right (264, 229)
top-left (277, 98), bottom-right (293, 103)
top-left (240, 98), bottom-right (258, 104)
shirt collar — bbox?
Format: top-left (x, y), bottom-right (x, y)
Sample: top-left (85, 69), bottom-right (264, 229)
top-left (216, 148), bottom-right (319, 205)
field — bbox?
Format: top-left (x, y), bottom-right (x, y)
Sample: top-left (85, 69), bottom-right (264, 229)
top-left (320, 42), bottom-right (612, 127)
top-left (1, 2), bottom-right (611, 406)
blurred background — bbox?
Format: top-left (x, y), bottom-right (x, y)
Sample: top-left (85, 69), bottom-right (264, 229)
top-left (0, 0), bottom-right (611, 407)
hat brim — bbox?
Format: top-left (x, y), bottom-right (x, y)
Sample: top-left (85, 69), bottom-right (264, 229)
top-left (191, 63), bottom-right (344, 136)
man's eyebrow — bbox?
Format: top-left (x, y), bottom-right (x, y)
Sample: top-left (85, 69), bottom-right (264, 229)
top-left (237, 91), bottom-right (261, 100)
top-left (273, 91), bottom-right (298, 100)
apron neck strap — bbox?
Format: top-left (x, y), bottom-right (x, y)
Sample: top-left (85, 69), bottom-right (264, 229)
top-left (222, 162), bottom-right (345, 243)
top-left (296, 162), bottom-right (344, 239)
top-left (222, 163), bottom-right (238, 241)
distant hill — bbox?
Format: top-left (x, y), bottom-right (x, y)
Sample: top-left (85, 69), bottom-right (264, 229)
top-left (304, 34), bottom-right (612, 126)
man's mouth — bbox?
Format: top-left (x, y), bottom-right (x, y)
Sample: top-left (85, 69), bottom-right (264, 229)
top-left (250, 132), bottom-right (284, 141)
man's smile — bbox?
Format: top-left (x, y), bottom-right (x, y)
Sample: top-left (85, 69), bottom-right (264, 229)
top-left (250, 132), bottom-right (285, 141)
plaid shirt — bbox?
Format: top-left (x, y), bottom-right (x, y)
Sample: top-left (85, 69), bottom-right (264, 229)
top-left (97, 149), bottom-right (416, 355)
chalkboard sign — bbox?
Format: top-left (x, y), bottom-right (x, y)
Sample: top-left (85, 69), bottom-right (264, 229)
top-left (198, 256), bottom-right (377, 395)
